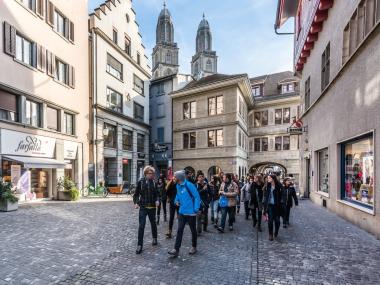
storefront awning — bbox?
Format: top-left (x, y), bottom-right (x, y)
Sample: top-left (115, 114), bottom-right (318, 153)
top-left (3, 156), bottom-right (66, 169)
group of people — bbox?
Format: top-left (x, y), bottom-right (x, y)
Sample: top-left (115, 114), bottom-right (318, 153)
top-left (133, 166), bottom-right (298, 256)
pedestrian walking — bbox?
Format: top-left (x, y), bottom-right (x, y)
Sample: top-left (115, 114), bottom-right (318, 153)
top-left (263, 174), bottom-right (283, 241)
top-left (168, 170), bottom-right (201, 257)
top-left (249, 175), bottom-right (264, 232)
top-left (196, 172), bottom-right (212, 234)
top-left (133, 166), bottom-right (159, 254)
top-left (185, 169), bottom-right (196, 185)
top-left (165, 177), bottom-right (178, 239)
top-left (241, 177), bottom-right (252, 220)
top-left (234, 174), bottom-right (242, 214)
top-left (217, 173), bottom-right (239, 233)
top-left (209, 175), bottom-right (220, 225)
top-left (156, 177), bottom-right (167, 225)
top-left (282, 178), bottom-right (299, 228)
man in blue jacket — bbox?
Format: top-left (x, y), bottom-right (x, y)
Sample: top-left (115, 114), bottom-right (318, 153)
top-left (168, 170), bottom-right (201, 257)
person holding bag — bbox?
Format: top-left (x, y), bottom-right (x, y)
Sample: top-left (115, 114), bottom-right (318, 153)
top-left (249, 175), bottom-right (264, 232)
top-left (217, 173), bottom-right (238, 233)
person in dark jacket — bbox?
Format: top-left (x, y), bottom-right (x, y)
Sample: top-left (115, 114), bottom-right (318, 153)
top-left (241, 177), bottom-right (252, 220)
top-left (133, 166), bottom-right (159, 254)
top-left (249, 174), bottom-right (264, 232)
top-left (263, 174), bottom-right (283, 241)
top-left (209, 175), bottom-right (220, 225)
top-left (156, 177), bottom-right (167, 225)
top-left (196, 172), bottom-right (212, 234)
top-left (165, 177), bottom-right (178, 239)
top-left (282, 178), bottom-right (298, 228)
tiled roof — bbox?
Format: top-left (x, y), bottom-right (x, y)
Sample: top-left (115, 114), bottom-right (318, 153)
top-left (178, 73), bottom-right (247, 92)
top-left (250, 71), bottom-right (299, 96)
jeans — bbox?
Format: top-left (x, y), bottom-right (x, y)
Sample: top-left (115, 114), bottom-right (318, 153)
top-left (196, 207), bottom-right (208, 233)
top-left (267, 204), bottom-right (280, 236)
top-left (210, 200), bottom-right (219, 221)
top-left (283, 205), bottom-right (291, 225)
top-left (244, 201), bottom-right (251, 219)
top-left (157, 199), bottom-right (167, 220)
top-left (168, 201), bottom-right (178, 232)
top-left (137, 207), bottom-right (157, 246)
top-left (252, 207), bottom-right (262, 227)
top-left (174, 214), bottom-right (197, 250)
top-left (236, 195), bottom-right (241, 211)
top-left (220, 207), bottom-right (235, 229)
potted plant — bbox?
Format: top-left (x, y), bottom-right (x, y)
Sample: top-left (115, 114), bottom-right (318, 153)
top-left (0, 178), bottom-right (19, 212)
top-left (57, 177), bottom-right (80, 201)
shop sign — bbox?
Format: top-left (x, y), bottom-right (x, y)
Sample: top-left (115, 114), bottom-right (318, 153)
top-left (64, 141), bottom-right (78, 160)
top-left (1, 129), bottom-right (55, 158)
top-left (287, 119), bottom-right (307, 135)
top-left (153, 143), bottom-right (168, 153)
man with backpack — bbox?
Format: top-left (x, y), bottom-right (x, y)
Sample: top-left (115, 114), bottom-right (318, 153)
top-left (168, 170), bottom-right (200, 257)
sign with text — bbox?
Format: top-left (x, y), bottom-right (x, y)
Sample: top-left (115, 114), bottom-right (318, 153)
top-left (1, 129), bottom-right (56, 158)
top-left (64, 141), bottom-right (78, 160)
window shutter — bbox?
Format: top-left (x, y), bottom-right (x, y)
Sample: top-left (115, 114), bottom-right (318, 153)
top-left (69, 21), bottom-right (74, 42)
top-left (64, 19), bottom-right (69, 39)
top-left (3, 22), bottom-right (16, 57)
top-left (51, 53), bottom-right (56, 77)
top-left (31, 43), bottom-right (37, 68)
top-left (37, 45), bottom-right (46, 72)
top-left (46, 50), bottom-right (55, 77)
top-left (69, 66), bottom-right (75, 88)
top-left (47, 1), bottom-right (54, 27)
top-left (36, 0), bottom-right (45, 18)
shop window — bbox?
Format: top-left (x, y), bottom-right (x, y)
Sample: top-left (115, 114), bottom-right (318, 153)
top-left (123, 159), bottom-right (132, 182)
top-left (133, 74), bottom-right (145, 96)
top-left (208, 129), bottom-right (223, 147)
top-left (318, 148), bottom-right (329, 193)
top-left (106, 53), bottom-right (123, 81)
top-left (104, 124), bottom-right (117, 148)
top-left (261, 137), bottom-right (268, 152)
top-left (46, 106), bottom-right (59, 131)
top-left (275, 136), bottom-right (282, 151)
top-left (25, 99), bottom-right (41, 127)
top-left (157, 127), bottom-right (164, 143)
top-left (283, 136), bottom-right (290, 150)
top-left (137, 134), bottom-right (145, 153)
top-left (183, 132), bottom-right (196, 149)
top-left (183, 101), bottom-right (196, 119)
top-left (321, 43), bottom-right (330, 91)
top-left (106, 87), bottom-right (123, 113)
top-left (341, 133), bottom-right (374, 209)
top-left (122, 129), bottom-right (133, 151)
top-left (63, 112), bottom-right (74, 135)
top-left (275, 109), bottom-right (283, 125)
top-left (133, 102), bottom-right (144, 121)
top-left (0, 92), bottom-right (18, 122)
top-left (208, 95), bottom-right (223, 116)
top-left (283, 108), bottom-right (291, 124)
top-left (254, 138), bottom-right (261, 152)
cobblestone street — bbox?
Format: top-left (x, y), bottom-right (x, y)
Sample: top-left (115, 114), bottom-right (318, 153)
top-left (1, 199), bottom-right (380, 285)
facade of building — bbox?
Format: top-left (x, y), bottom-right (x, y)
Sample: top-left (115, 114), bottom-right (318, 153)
top-left (171, 74), bottom-right (253, 179)
top-left (89, 0), bottom-right (151, 187)
top-left (276, 0), bottom-right (380, 237)
top-left (248, 72), bottom-right (301, 186)
top-left (0, 0), bottom-right (89, 201)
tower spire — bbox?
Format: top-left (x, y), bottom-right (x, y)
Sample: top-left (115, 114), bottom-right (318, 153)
top-left (163, 0), bottom-right (166, 8)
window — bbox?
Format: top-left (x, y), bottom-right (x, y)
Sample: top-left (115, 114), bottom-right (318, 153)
top-left (341, 134), bottom-right (374, 209)
top-left (166, 51), bottom-right (171, 64)
top-left (133, 102), bottom-right (144, 121)
top-left (254, 111), bottom-right (268, 127)
top-left (112, 28), bottom-right (118, 44)
top-left (137, 52), bottom-right (141, 65)
top-left (106, 88), bottom-right (122, 113)
top-left (275, 109), bottom-right (283, 125)
top-left (252, 85), bottom-right (261, 96)
top-left (262, 110), bottom-right (268, 126)
top-left (25, 100), bottom-right (41, 127)
top-left (137, 134), bottom-right (145, 153)
top-left (254, 112), bottom-right (261, 127)
top-left (0, 93), bottom-right (18, 122)
top-left (305, 77), bottom-right (311, 110)
top-left (283, 108), bottom-right (291, 124)
top-left (133, 74), bottom-right (145, 96)
top-left (125, 37), bottom-right (131, 55)
top-left (183, 132), bottom-right (196, 149)
top-left (122, 129), bottom-right (133, 151)
top-left (261, 137), bottom-right (268, 152)
top-left (283, 136), bottom-right (290, 150)
top-left (157, 104), bottom-right (165, 118)
top-left (106, 54), bottom-right (123, 80)
top-left (16, 34), bottom-right (35, 67)
top-left (63, 112), bottom-right (74, 135)
top-left (46, 106), bottom-right (59, 131)
top-left (275, 136), bottom-right (282, 151)
top-left (54, 10), bottom-right (66, 37)
top-left (206, 60), bottom-right (212, 71)
top-left (318, 148), bottom-right (329, 193)
top-left (20, 0), bottom-right (36, 11)
top-left (56, 58), bottom-right (69, 85)
top-left (157, 127), bottom-right (164, 143)
top-left (238, 131), bottom-right (242, 147)
top-left (183, 101), bottom-right (196, 119)
top-left (282, 83), bottom-right (294, 94)
top-left (321, 43), bottom-right (330, 90)
top-left (254, 138), bottom-right (261, 152)
top-left (208, 129), bottom-right (223, 147)
top-left (208, 95), bottom-right (223, 115)
top-left (104, 124), bottom-right (116, 148)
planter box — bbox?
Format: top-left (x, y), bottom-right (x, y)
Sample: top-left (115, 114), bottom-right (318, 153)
top-left (0, 199), bottom-right (18, 212)
top-left (58, 191), bottom-right (72, 201)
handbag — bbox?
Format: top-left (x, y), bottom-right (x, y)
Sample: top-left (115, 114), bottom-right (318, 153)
top-left (219, 195), bottom-right (228, 208)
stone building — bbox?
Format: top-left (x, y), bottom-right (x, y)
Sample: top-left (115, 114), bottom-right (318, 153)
top-left (0, 0), bottom-right (89, 201)
top-left (248, 71), bottom-right (301, 186)
top-left (276, 0), bottom-right (380, 237)
top-left (89, 0), bottom-right (151, 187)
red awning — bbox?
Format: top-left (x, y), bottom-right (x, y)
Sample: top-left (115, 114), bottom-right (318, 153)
top-left (275, 0), bottom-right (299, 28)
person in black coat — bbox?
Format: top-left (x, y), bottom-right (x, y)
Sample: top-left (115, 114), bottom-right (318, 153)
top-left (196, 172), bottom-right (212, 234)
top-left (165, 177), bottom-right (178, 239)
top-left (249, 174), bottom-right (264, 232)
top-left (263, 174), bottom-right (283, 241)
top-left (282, 178), bottom-right (299, 228)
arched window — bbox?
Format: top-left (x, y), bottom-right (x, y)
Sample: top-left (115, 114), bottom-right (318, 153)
top-left (166, 51), bottom-right (171, 64)
top-left (194, 62), bottom-right (199, 75)
top-left (206, 60), bottom-right (212, 72)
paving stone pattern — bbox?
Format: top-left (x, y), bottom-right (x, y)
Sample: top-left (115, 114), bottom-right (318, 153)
top-left (0, 199), bottom-right (379, 285)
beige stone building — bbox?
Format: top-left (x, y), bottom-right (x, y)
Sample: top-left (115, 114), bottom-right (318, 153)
top-left (248, 71), bottom-right (301, 186)
top-left (0, 0), bottom-right (89, 201)
top-left (276, 0), bottom-right (380, 237)
top-left (89, 0), bottom-right (151, 187)
top-left (171, 74), bottom-right (253, 179)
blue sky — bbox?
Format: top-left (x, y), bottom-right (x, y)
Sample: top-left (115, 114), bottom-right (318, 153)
top-left (88, 0), bottom-right (294, 77)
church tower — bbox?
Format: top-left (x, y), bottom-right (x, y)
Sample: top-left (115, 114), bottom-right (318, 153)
top-left (152, 2), bottom-right (179, 79)
top-left (191, 14), bottom-right (218, 79)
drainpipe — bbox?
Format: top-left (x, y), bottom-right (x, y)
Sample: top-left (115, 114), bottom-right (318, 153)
top-left (91, 30), bottom-right (98, 187)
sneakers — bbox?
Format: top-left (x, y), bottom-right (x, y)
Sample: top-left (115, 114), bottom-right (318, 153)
top-left (136, 245), bottom-right (142, 254)
top-left (229, 225), bottom-right (233, 232)
top-left (152, 238), bottom-right (158, 246)
top-left (217, 227), bottom-right (224, 233)
top-left (189, 247), bottom-right (197, 255)
top-left (168, 249), bottom-right (179, 257)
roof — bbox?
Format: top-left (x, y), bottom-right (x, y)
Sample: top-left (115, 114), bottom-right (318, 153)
top-left (275, 0), bottom-right (299, 29)
top-left (250, 71), bottom-right (299, 96)
top-left (178, 73), bottom-right (247, 92)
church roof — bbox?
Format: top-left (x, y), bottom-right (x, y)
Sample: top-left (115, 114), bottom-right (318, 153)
top-left (159, 7), bottom-right (171, 19)
top-left (198, 14), bottom-right (210, 30)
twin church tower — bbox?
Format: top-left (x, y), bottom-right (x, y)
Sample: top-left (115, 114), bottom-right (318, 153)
top-left (152, 3), bottom-right (218, 80)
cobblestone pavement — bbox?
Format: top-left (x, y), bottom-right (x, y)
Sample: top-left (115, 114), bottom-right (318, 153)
top-left (1, 198), bottom-right (380, 285)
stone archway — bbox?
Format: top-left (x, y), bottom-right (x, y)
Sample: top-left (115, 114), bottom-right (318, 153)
top-left (249, 162), bottom-right (287, 178)
top-left (208, 166), bottom-right (222, 180)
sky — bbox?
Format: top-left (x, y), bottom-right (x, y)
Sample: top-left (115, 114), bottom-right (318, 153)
top-left (88, 0), bottom-right (295, 78)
